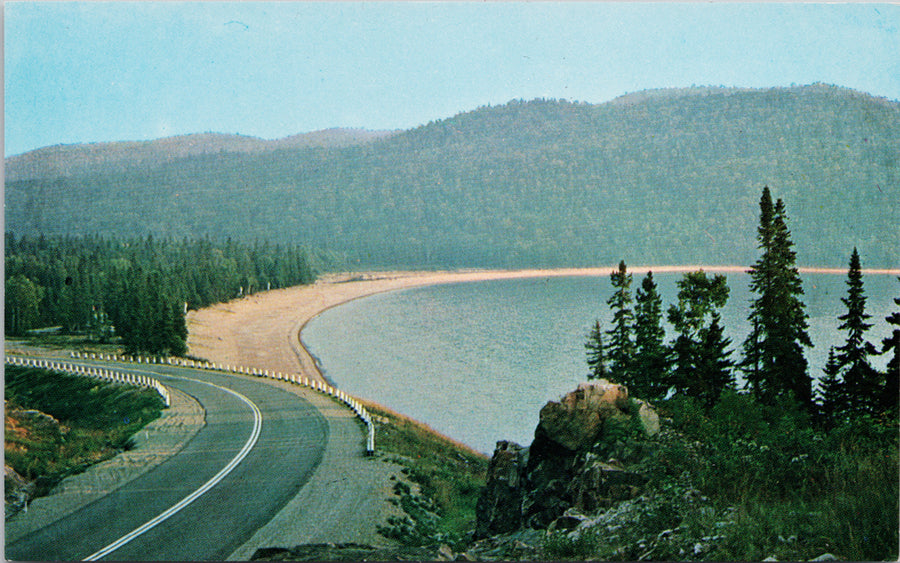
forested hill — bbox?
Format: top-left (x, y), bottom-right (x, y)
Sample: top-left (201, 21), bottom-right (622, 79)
top-left (5, 84), bottom-right (898, 269)
top-left (4, 128), bottom-right (397, 182)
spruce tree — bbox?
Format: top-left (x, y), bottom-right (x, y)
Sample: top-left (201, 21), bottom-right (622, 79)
top-left (836, 248), bottom-right (879, 414)
top-left (166, 301), bottom-right (189, 356)
top-left (694, 313), bottom-right (735, 407)
top-left (606, 261), bottom-right (635, 385)
top-left (742, 188), bottom-right (813, 408)
top-left (819, 346), bottom-right (845, 427)
top-left (770, 198), bottom-right (814, 405)
top-left (633, 271), bottom-right (669, 399)
top-left (881, 282), bottom-right (899, 414)
top-left (742, 187), bottom-right (775, 396)
top-left (585, 320), bottom-right (607, 380)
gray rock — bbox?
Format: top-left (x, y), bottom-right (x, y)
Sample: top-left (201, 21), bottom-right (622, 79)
top-left (474, 441), bottom-right (527, 538)
top-left (475, 381), bottom-right (657, 538)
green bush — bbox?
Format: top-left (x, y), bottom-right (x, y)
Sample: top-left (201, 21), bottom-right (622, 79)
top-left (648, 391), bottom-right (899, 560)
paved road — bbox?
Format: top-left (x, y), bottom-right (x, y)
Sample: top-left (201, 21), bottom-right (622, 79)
top-left (6, 362), bottom-right (329, 561)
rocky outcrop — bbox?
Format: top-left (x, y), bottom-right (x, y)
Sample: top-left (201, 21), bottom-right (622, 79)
top-left (5, 465), bottom-right (34, 519)
top-left (536, 381), bottom-right (631, 451)
top-left (474, 441), bottom-right (527, 538)
top-left (475, 380), bottom-right (658, 538)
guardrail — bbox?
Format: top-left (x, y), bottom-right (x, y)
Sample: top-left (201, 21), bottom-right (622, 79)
top-left (65, 352), bottom-right (376, 455)
top-left (5, 355), bottom-right (171, 407)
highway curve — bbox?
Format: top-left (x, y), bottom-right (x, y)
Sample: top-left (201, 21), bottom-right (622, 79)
top-left (6, 362), bottom-right (329, 561)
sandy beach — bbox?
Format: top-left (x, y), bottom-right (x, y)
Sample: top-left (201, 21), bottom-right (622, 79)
top-left (186, 265), bottom-right (898, 385)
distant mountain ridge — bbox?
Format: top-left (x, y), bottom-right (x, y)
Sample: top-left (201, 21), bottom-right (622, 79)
top-left (4, 128), bottom-right (397, 182)
top-left (5, 84), bottom-right (899, 269)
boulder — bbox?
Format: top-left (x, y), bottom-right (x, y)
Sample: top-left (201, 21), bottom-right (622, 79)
top-left (475, 380), bottom-right (658, 537)
top-left (536, 380), bottom-right (631, 451)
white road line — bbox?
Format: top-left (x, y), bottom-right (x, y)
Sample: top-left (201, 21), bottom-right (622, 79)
top-left (84, 374), bottom-right (263, 561)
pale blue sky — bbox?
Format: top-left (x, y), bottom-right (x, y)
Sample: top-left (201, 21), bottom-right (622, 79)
top-left (4, 2), bottom-right (899, 157)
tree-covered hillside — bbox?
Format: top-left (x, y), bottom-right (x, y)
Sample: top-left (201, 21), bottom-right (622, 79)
top-left (5, 84), bottom-right (898, 269)
top-left (4, 128), bottom-right (396, 182)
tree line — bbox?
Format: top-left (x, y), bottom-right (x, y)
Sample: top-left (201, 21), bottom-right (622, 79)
top-left (5, 234), bottom-right (316, 355)
top-left (586, 187), bottom-right (899, 425)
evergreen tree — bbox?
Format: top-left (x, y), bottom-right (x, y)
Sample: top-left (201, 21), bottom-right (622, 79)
top-left (5, 232), bottom-right (316, 355)
top-left (605, 261), bottom-right (635, 385)
top-left (667, 270), bottom-right (731, 402)
top-left (819, 346), bottom-right (845, 426)
top-left (742, 187), bottom-right (813, 408)
top-left (633, 271), bottom-right (669, 399)
top-left (585, 320), bottom-right (607, 380)
top-left (694, 313), bottom-right (735, 407)
top-left (5, 274), bottom-right (44, 335)
top-left (165, 302), bottom-right (188, 356)
top-left (881, 281), bottom-right (899, 415)
top-left (836, 248), bottom-right (880, 414)
top-left (742, 187), bottom-right (775, 396)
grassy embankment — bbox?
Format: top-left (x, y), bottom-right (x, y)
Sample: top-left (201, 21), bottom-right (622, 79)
top-left (360, 400), bottom-right (489, 548)
top-left (4, 365), bottom-right (166, 503)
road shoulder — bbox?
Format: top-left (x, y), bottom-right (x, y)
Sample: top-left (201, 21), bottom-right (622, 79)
top-left (227, 381), bottom-right (404, 560)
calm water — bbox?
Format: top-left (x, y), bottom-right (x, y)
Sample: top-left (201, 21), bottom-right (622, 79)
top-left (302, 273), bottom-right (899, 454)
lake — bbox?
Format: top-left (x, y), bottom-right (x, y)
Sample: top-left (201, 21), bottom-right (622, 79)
top-left (302, 272), bottom-right (899, 454)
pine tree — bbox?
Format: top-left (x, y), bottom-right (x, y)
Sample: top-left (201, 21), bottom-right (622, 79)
top-left (694, 313), bottom-right (735, 407)
top-left (836, 248), bottom-right (879, 414)
top-left (819, 346), bottom-right (845, 427)
top-left (585, 320), bottom-right (607, 380)
top-left (881, 282), bottom-right (899, 415)
top-left (606, 261), bottom-right (635, 385)
top-left (742, 188), bottom-right (813, 408)
top-left (633, 271), bottom-right (669, 399)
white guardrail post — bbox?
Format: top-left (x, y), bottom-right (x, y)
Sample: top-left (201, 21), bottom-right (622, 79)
top-left (5, 355), bottom-right (170, 408)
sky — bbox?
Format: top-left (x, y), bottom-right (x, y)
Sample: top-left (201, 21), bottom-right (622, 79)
top-left (4, 2), bottom-right (900, 157)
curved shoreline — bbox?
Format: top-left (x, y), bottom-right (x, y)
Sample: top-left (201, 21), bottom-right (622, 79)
top-left (187, 265), bottom-right (899, 385)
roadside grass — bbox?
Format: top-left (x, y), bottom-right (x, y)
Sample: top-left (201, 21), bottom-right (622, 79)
top-left (6, 333), bottom-right (124, 356)
top-left (4, 365), bottom-right (166, 499)
top-left (362, 400), bottom-right (489, 546)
